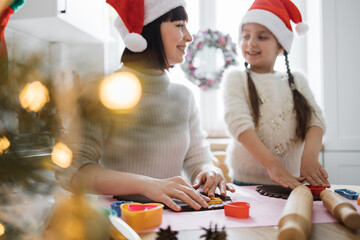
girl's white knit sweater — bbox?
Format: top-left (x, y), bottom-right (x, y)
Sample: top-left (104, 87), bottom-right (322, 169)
top-left (222, 67), bottom-right (326, 184)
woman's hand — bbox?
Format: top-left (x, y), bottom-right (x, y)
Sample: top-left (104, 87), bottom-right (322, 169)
top-left (192, 169), bottom-right (235, 198)
top-left (301, 156), bottom-right (330, 187)
top-left (266, 160), bottom-right (304, 189)
top-left (141, 176), bottom-right (210, 211)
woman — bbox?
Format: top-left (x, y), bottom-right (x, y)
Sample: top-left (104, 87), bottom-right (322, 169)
top-left (56, 0), bottom-right (234, 211)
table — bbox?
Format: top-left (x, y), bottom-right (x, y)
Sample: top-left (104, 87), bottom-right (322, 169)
top-left (134, 185), bottom-right (360, 240)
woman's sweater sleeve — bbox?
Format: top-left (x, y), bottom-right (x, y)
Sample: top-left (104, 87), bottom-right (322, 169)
top-left (222, 67), bottom-right (255, 140)
top-left (183, 89), bottom-right (218, 182)
top-left (55, 109), bottom-right (107, 191)
top-left (293, 71), bottom-right (326, 132)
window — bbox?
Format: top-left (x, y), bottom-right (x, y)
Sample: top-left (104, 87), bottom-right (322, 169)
top-left (169, 0), bottom-right (255, 137)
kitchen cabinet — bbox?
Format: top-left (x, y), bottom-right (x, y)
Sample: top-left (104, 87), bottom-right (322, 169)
top-left (8, 0), bottom-right (108, 44)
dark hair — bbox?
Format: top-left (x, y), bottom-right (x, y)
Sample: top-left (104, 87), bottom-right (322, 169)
top-left (245, 50), bottom-right (313, 140)
top-left (121, 6), bottom-right (188, 71)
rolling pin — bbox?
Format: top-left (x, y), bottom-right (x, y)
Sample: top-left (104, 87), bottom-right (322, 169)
top-left (278, 185), bottom-right (313, 240)
top-left (320, 189), bottom-right (360, 230)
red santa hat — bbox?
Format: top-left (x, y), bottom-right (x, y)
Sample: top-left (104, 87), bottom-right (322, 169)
top-left (240, 0), bottom-right (308, 53)
top-left (106, 0), bottom-right (186, 53)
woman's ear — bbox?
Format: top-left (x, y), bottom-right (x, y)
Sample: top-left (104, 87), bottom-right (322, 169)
top-left (277, 44), bottom-right (284, 55)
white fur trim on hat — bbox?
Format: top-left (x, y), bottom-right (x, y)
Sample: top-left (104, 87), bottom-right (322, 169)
top-left (144, 0), bottom-right (186, 26)
top-left (114, 16), bottom-right (147, 52)
top-left (240, 9), bottom-right (294, 53)
top-left (124, 33), bottom-right (147, 52)
top-left (295, 22), bottom-right (309, 37)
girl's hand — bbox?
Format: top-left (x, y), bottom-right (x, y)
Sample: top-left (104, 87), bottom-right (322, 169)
top-left (192, 169), bottom-right (235, 198)
top-left (301, 126), bottom-right (329, 187)
top-left (235, 129), bottom-right (303, 190)
top-left (266, 161), bottom-right (304, 189)
top-left (301, 156), bottom-right (330, 188)
top-left (141, 176), bottom-right (210, 211)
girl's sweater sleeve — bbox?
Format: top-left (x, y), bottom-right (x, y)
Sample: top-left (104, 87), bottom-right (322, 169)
top-left (293, 71), bottom-right (326, 133)
top-left (183, 88), bottom-right (219, 182)
top-left (222, 67), bottom-right (255, 140)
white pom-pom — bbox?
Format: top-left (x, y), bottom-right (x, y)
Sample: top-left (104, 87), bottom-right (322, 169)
top-left (295, 22), bottom-right (309, 37)
top-left (124, 33), bottom-right (147, 52)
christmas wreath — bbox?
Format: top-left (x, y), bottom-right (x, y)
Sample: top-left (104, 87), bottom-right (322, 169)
top-left (181, 29), bottom-right (238, 90)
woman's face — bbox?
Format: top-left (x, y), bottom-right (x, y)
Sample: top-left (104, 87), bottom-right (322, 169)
top-left (160, 20), bottom-right (193, 67)
top-left (240, 23), bottom-right (283, 73)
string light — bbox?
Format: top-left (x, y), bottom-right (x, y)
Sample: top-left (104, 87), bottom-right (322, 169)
top-left (19, 81), bottom-right (50, 112)
top-left (0, 136), bottom-right (10, 154)
top-left (99, 72), bottom-right (142, 111)
top-left (0, 222), bottom-right (5, 236)
top-left (51, 142), bottom-right (73, 168)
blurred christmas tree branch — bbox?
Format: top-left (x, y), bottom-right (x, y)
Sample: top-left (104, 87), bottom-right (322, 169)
top-left (0, 52), bottom-right (60, 201)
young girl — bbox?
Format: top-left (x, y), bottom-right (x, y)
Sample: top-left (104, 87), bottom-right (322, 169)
top-left (222, 0), bottom-right (329, 189)
top-left (56, 0), bottom-right (234, 211)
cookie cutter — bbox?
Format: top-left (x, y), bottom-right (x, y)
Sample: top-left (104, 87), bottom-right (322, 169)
top-left (224, 202), bottom-right (250, 218)
top-left (120, 202), bottom-right (164, 231)
top-left (334, 189), bottom-right (359, 200)
top-left (305, 185), bottom-right (326, 196)
top-left (111, 201), bottom-right (132, 217)
top-left (100, 207), bottom-right (117, 217)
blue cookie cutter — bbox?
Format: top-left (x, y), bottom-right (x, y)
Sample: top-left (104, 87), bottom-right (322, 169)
top-left (101, 207), bottom-right (117, 217)
top-left (111, 201), bottom-right (133, 217)
top-left (334, 189), bottom-right (359, 200)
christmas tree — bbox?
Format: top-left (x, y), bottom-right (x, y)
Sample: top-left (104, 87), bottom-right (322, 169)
top-left (0, 2), bottom-right (110, 239)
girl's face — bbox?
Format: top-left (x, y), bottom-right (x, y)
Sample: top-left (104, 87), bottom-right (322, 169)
top-left (241, 23), bottom-right (284, 73)
top-left (160, 20), bottom-right (193, 67)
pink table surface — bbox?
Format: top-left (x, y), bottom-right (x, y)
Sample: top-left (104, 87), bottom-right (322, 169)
top-left (102, 185), bottom-right (360, 232)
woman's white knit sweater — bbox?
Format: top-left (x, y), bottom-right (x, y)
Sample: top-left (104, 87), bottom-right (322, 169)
top-left (56, 66), bottom-right (217, 190)
top-left (222, 67), bottom-right (326, 185)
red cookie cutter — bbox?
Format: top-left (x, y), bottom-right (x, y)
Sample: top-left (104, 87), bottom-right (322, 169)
top-left (305, 185), bottom-right (325, 196)
top-left (224, 202), bottom-right (250, 218)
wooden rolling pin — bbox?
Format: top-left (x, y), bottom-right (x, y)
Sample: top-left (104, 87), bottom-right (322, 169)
top-left (320, 189), bottom-right (360, 230)
top-left (278, 185), bottom-right (313, 240)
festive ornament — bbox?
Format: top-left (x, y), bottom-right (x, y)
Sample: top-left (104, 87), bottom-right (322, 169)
top-left (200, 223), bottom-right (227, 240)
top-left (181, 29), bottom-right (238, 91)
top-left (1, 0), bottom-right (26, 81)
top-left (155, 225), bottom-right (178, 240)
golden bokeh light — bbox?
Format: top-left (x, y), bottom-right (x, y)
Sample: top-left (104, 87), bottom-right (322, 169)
top-left (99, 72), bottom-right (142, 111)
top-left (19, 81), bottom-right (50, 112)
top-left (0, 222), bottom-right (5, 236)
top-left (0, 136), bottom-right (10, 154)
top-left (51, 142), bottom-right (73, 168)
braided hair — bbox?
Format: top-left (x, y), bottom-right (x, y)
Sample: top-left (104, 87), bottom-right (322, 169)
top-left (245, 50), bottom-right (313, 140)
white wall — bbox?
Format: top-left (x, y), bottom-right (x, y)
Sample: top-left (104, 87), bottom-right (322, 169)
top-left (321, 0), bottom-right (360, 184)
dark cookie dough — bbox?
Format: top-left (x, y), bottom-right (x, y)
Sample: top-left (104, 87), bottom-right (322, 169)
top-left (113, 192), bottom-right (232, 212)
top-left (256, 185), bottom-right (321, 201)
